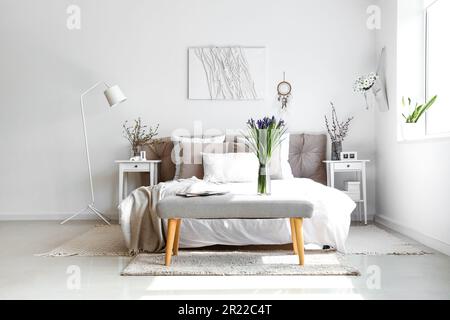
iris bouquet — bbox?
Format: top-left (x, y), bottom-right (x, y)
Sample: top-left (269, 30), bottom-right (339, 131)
top-left (245, 116), bottom-right (287, 195)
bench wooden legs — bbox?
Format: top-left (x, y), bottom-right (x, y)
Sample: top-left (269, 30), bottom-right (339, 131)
top-left (289, 218), bottom-right (298, 254)
top-left (165, 218), bottom-right (181, 266)
top-left (173, 219), bottom-right (182, 256)
top-left (293, 218), bottom-right (305, 266)
top-left (165, 217), bottom-right (304, 267)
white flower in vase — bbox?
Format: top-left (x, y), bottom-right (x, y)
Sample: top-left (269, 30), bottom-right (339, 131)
top-left (353, 72), bottom-right (378, 109)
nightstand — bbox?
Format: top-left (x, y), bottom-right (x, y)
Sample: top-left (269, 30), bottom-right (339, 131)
top-left (323, 160), bottom-right (370, 224)
top-left (115, 160), bottom-right (161, 205)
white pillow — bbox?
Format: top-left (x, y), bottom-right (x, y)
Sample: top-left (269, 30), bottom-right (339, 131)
top-left (171, 135), bottom-right (226, 179)
top-left (236, 133), bottom-right (294, 180)
top-left (202, 152), bottom-right (259, 183)
top-left (272, 133), bottom-right (294, 180)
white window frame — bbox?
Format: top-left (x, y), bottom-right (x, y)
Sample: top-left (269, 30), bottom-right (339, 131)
top-left (424, 0), bottom-right (450, 139)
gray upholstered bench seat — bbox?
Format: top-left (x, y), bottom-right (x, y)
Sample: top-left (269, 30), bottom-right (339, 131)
top-left (157, 194), bottom-right (314, 219)
top-left (156, 194), bottom-right (314, 266)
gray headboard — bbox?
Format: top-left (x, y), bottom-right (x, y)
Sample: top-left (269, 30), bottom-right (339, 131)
top-left (144, 133), bottom-right (327, 185)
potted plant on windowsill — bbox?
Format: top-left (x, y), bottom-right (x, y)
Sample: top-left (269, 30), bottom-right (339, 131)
top-left (401, 95), bottom-right (437, 140)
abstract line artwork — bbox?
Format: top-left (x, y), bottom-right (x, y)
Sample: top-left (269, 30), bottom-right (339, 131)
top-left (188, 47), bottom-right (265, 100)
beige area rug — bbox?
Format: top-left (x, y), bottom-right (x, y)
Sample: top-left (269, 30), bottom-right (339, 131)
top-left (345, 225), bottom-right (431, 255)
top-left (121, 251), bottom-right (359, 276)
top-left (36, 225), bottom-right (130, 257)
top-left (37, 224), bottom-right (431, 257)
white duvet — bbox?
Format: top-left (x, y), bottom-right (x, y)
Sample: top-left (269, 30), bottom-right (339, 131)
top-left (128, 177), bottom-right (355, 252)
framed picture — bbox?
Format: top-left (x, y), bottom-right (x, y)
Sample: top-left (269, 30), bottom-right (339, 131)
top-left (340, 151), bottom-right (358, 160)
top-left (188, 47), bottom-right (266, 100)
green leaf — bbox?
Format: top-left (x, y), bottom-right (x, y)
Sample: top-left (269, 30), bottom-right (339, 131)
top-left (410, 105), bottom-right (422, 122)
top-left (415, 95), bottom-right (437, 122)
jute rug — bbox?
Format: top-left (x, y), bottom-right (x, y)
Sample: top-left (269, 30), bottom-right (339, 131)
top-left (36, 225), bottom-right (129, 257)
top-left (346, 225), bottom-right (430, 255)
top-left (37, 224), bottom-right (431, 257)
top-left (121, 251), bottom-right (360, 276)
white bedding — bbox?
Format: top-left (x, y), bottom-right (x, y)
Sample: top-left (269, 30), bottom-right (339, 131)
top-left (134, 178), bottom-right (355, 252)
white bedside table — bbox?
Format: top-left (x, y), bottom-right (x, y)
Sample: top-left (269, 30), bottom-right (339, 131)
top-left (323, 160), bottom-right (370, 224)
top-left (115, 160), bottom-right (161, 204)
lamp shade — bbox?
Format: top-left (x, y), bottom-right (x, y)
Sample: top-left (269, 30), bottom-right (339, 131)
top-left (104, 85), bottom-right (127, 107)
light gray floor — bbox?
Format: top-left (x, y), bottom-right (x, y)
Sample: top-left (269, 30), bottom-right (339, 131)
top-left (0, 221), bottom-right (449, 300)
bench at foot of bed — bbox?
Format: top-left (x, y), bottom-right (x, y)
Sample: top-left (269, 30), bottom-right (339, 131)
top-left (156, 195), bottom-right (314, 267)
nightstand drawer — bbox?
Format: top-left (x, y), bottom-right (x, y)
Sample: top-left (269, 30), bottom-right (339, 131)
top-left (121, 163), bottom-right (150, 171)
top-left (334, 162), bottom-right (362, 171)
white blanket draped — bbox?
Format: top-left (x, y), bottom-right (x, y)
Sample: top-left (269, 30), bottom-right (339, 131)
top-left (120, 178), bottom-right (355, 253)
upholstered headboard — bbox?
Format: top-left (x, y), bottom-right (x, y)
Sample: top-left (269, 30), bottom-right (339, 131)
top-left (143, 133), bottom-right (327, 185)
top-left (143, 137), bottom-right (176, 182)
top-left (288, 134), bottom-right (327, 185)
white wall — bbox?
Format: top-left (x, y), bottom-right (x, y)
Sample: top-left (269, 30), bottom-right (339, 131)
top-left (0, 0), bottom-right (376, 219)
top-left (374, 0), bottom-right (450, 254)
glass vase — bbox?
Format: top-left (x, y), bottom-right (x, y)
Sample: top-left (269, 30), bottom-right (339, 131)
top-left (257, 164), bottom-right (271, 195)
top-left (131, 144), bottom-right (144, 158)
top-left (331, 141), bottom-right (342, 161)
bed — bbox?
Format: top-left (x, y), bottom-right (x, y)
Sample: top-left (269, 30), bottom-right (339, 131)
top-left (119, 133), bottom-right (355, 253)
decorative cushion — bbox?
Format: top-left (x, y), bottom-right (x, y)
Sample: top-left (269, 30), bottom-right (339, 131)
top-left (172, 135), bottom-right (226, 179)
top-left (288, 134), bottom-right (327, 185)
top-left (233, 141), bottom-right (251, 153)
top-left (202, 152), bottom-right (259, 183)
top-left (179, 142), bottom-right (232, 179)
top-left (271, 134), bottom-right (294, 180)
top-left (142, 137), bottom-right (175, 182)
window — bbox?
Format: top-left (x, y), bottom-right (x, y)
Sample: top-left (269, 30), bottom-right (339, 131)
top-left (425, 0), bottom-right (450, 136)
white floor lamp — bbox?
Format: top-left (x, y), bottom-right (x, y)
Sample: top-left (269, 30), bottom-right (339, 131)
top-left (61, 82), bottom-right (127, 225)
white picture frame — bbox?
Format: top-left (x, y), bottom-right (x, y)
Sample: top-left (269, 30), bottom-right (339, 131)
top-left (188, 47), bottom-right (266, 100)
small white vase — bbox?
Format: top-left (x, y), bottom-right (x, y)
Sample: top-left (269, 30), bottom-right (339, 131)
top-left (402, 123), bottom-right (424, 140)
top-left (364, 90), bottom-right (375, 110)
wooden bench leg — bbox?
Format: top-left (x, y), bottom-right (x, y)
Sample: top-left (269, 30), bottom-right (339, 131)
top-left (173, 219), bottom-right (182, 256)
top-left (293, 218), bottom-right (305, 266)
top-left (289, 218), bottom-right (298, 254)
top-left (165, 218), bottom-right (178, 266)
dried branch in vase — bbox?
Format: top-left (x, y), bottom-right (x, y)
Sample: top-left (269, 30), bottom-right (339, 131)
top-left (122, 118), bottom-right (159, 155)
top-left (324, 102), bottom-right (354, 143)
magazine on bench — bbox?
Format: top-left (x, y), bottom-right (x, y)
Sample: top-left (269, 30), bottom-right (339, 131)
top-left (176, 191), bottom-right (229, 198)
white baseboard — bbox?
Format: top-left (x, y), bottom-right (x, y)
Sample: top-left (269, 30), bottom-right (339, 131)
top-left (0, 212), bottom-right (116, 221)
top-left (351, 212), bottom-right (375, 222)
top-left (375, 214), bottom-right (450, 256)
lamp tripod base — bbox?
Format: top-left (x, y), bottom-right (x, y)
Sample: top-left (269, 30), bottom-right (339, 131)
top-left (60, 204), bottom-right (111, 225)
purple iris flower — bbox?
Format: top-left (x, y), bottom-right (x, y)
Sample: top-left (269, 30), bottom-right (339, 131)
top-left (247, 116), bottom-right (285, 129)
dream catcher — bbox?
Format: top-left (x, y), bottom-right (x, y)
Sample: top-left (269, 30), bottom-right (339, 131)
top-left (277, 72), bottom-right (292, 110)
